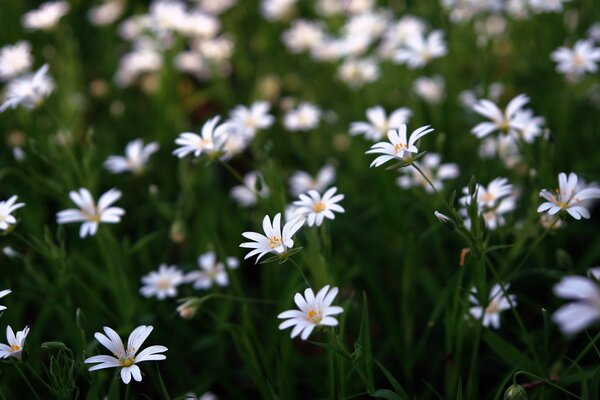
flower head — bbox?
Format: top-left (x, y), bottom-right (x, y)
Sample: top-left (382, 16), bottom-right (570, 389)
top-left (553, 274), bottom-right (600, 335)
top-left (0, 325), bottom-right (30, 360)
top-left (56, 188), bottom-right (125, 238)
top-left (393, 30), bottom-right (447, 69)
top-left (350, 106), bottom-right (412, 142)
top-left (460, 177), bottom-right (516, 230)
top-left (469, 284), bottom-right (516, 329)
top-left (366, 124), bottom-right (434, 167)
top-left (22, 1), bottom-right (70, 31)
top-left (396, 153), bottom-right (458, 193)
top-left (289, 164), bottom-right (336, 197)
top-left (240, 213), bottom-right (304, 263)
top-left (104, 139), bottom-right (159, 175)
top-left (293, 187), bottom-right (345, 227)
top-left (537, 172), bottom-right (600, 220)
top-left (0, 41), bottom-right (33, 81)
top-left (551, 40), bottom-right (600, 81)
top-left (283, 102), bottom-right (321, 131)
top-left (471, 93), bottom-right (530, 139)
top-left (84, 325), bottom-right (167, 384)
top-left (229, 101), bottom-right (274, 138)
top-left (278, 285), bottom-right (344, 340)
top-left (173, 116), bottom-right (229, 159)
top-left (0, 196), bottom-right (25, 231)
top-left (0, 289), bottom-right (11, 312)
top-left (140, 264), bottom-right (184, 300)
top-left (185, 252), bottom-right (229, 289)
top-left (230, 171), bottom-right (269, 207)
top-left (0, 64), bottom-right (54, 113)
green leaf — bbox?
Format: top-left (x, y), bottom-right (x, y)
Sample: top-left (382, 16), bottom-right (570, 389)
top-left (374, 359), bottom-right (410, 399)
top-left (482, 330), bottom-right (539, 373)
top-left (356, 292), bottom-right (374, 392)
top-left (371, 389), bottom-right (409, 400)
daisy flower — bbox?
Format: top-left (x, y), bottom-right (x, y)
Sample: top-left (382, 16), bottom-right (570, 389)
top-left (460, 177), bottom-right (516, 230)
top-left (84, 325), bottom-right (167, 384)
top-left (0, 325), bottom-right (30, 360)
top-left (56, 188), bottom-right (125, 238)
top-left (551, 40), bottom-right (600, 80)
top-left (471, 93), bottom-right (530, 139)
top-left (230, 171), bottom-right (269, 207)
top-left (0, 195), bottom-right (25, 231)
top-left (0, 289), bottom-right (11, 312)
top-left (350, 106), bottom-right (412, 142)
top-left (0, 41), bottom-right (33, 81)
top-left (396, 153), bottom-right (458, 193)
top-left (140, 264), bottom-right (184, 300)
top-left (469, 283), bottom-right (516, 329)
top-left (104, 139), bottom-right (159, 175)
top-left (365, 124), bottom-right (434, 167)
top-left (185, 252), bottom-right (229, 289)
top-left (173, 116), bottom-right (228, 159)
top-left (537, 172), bottom-right (600, 220)
top-left (293, 187), bottom-right (345, 227)
top-left (240, 213), bottom-right (305, 263)
top-left (229, 101), bottom-right (274, 138)
top-left (393, 30), bottom-right (447, 69)
top-left (553, 273), bottom-right (600, 335)
top-left (282, 20), bottom-right (325, 54)
top-left (0, 64), bottom-right (54, 113)
top-left (289, 164), bottom-right (336, 197)
top-left (283, 102), bottom-right (321, 132)
top-left (278, 285), bottom-right (344, 340)
top-left (22, 1), bottom-right (70, 31)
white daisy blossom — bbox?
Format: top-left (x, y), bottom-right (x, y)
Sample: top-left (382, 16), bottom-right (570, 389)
top-left (396, 153), bottom-right (458, 193)
top-left (289, 164), bottom-right (336, 197)
top-left (0, 289), bottom-right (11, 312)
top-left (538, 172), bottom-right (600, 220)
top-left (350, 106), bottom-right (412, 142)
top-left (104, 139), bottom-right (159, 174)
top-left (22, 1), bottom-right (70, 31)
top-left (393, 30), bottom-right (447, 69)
top-left (262, 0), bottom-right (297, 21)
top-left (186, 252), bottom-right (229, 289)
top-left (553, 275), bottom-right (600, 335)
top-left (282, 20), bottom-right (325, 54)
top-left (413, 75), bottom-right (445, 104)
top-left (229, 101), bottom-right (274, 138)
top-left (0, 196), bottom-right (25, 231)
top-left (366, 124), bottom-right (434, 167)
top-left (551, 40), bottom-right (600, 80)
top-left (0, 325), bottom-right (30, 360)
top-left (56, 188), bottom-right (125, 238)
top-left (0, 64), bottom-right (54, 113)
top-left (283, 102), bottom-right (321, 131)
top-left (173, 116), bottom-right (229, 159)
top-left (230, 171), bottom-right (269, 207)
top-left (469, 284), bottom-right (516, 329)
top-left (471, 93), bottom-right (530, 139)
top-left (87, 1), bottom-right (125, 26)
top-left (84, 325), bottom-right (167, 384)
top-left (140, 264), bottom-right (184, 300)
top-left (278, 285), bottom-right (344, 340)
top-left (0, 42), bottom-right (33, 81)
top-left (293, 187), bottom-right (345, 227)
top-left (511, 109), bottom-right (545, 143)
top-left (337, 58), bottom-right (380, 88)
top-left (240, 213), bottom-right (305, 263)
top-left (460, 177), bottom-right (516, 230)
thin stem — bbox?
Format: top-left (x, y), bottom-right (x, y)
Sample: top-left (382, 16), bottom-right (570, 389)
top-left (156, 365), bottom-right (170, 400)
top-left (219, 160), bottom-right (250, 188)
top-left (15, 364), bottom-right (41, 400)
top-left (288, 257), bottom-right (311, 288)
top-left (507, 220), bottom-right (556, 279)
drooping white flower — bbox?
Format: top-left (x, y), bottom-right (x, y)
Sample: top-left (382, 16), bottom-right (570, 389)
top-left (393, 30), bottom-right (447, 69)
top-left (230, 171), bottom-right (269, 207)
top-left (278, 285), bottom-right (344, 340)
top-left (0, 64), bottom-right (54, 113)
top-left (283, 102), bottom-right (321, 131)
top-left (553, 274), bottom-right (600, 335)
top-left (471, 93), bottom-right (530, 139)
top-left (173, 116), bottom-right (229, 159)
top-left (460, 177), bottom-right (516, 230)
top-left (366, 124), bottom-right (434, 167)
top-left (22, 1), bottom-right (70, 31)
top-left (551, 40), bottom-right (600, 81)
top-left (293, 187), bottom-right (345, 227)
top-left (0, 196), bottom-right (25, 231)
top-left (229, 101), bottom-right (274, 138)
top-left (289, 164), bottom-right (336, 197)
top-left (396, 153), bottom-right (458, 193)
top-left (0, 42), bottom-right (33, 81)
top-left (104, 139), bottom-right (159, 175)
top-left (140, 264), bottom-right (184, 300)
top-left (0, 289), bottom-right (11, 312)
top-left (185, 252), bottom-right (229, 289)
top-left (350, 106), bottom-right (412, 142)
top-left (240, 213), bottom-right (305, 263)
top-left (0, 325), bottom-right (29, 360)
top-left (56, 188), bottom-right (125, 238)
top-left (468, 284), bottom-right (516, 329)
top-left (84, 325), bottom-right (167, 384)
top-left (538, 172), bottom-right (600, 220)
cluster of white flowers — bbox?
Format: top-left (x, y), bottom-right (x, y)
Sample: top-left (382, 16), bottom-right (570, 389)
top-left (441, 0), bottom-right (571, 22)
top-left (0, 290), bottom-right (31, 362)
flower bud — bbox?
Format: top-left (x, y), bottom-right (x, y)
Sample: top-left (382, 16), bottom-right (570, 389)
top-left (504, 384), bottom-right (527, 400)
top-left (434, 211), bottom-right (456, 230)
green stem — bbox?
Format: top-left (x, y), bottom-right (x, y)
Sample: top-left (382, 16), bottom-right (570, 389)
top-left (15, 364), bottom-right (41, 400)
top-left (288, 257), bottom-right (311, 288)
top-left (156, 365), bottom-right (170, 400)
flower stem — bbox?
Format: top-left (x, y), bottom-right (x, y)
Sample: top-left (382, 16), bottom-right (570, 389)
top-left (156, 365), bottom-right (170, 400)
top-left (288, 257), bottom-right (311, 288)
top-left (15, 364), bottom-right (41, 400)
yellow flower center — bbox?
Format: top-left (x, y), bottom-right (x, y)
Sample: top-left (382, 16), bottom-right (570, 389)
top-left (307, 309), bottom-right (322, 323)
top-left (480, 192), bottom-right (496, 203)
top-left (157, 278), bottom-right (171, 289)
top-left (394, 143), bottom-right (407, 154)
top-left (313, 201), bottom-right (326, 213)
top-left (268, 236), bottom-right (282, 249)
top-left (10, 344), bottom-right (21, 352)
top-left (485, 299), bottom-right (500, 314)
top-left (119, 357), bottom-right (135, 367)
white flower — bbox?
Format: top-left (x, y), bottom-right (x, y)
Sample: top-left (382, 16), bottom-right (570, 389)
top-left (87, 1), bottom-right (125, 26)
top-left (293, 187), bottom-right (345, 227)
top-left (173, 116), bottom-right (229, 158)
top-left (396, 153), bottom-right (458, 193)
top-left (56, 188), bottom-right (125, 238)
top-left (84, 325), bottom-right (167, 384)
top-left (366, 124), bottom-right (434, 167)
top-left (0, 325), bottom-right (30, 360)
top-left (283, 102), bottom-right (321, 131)
top-left (229, 101), bottom-right (274, 138)
top-left (0, 64), bottom-right (54, 113)
top-left (22, 1), bottom-right (70, 31)
top-left (140, 264), bottom-right (184, 300)
top-left (551, 40), bottom-right (600, 81)
top-left (413, 75), bottom-right (445, 104)
top-left (553, 274), bottom-right (600, 335)
top-left (350, 106), bottom-right (412, 142)
top-left (104, 139), bottom-right (159, 175)
top-left (261, 0), bottom-right (297, 21)
top-left (278, 285), bottom-right (344, 340)
top-left (460, 177), bottom-right (516, 230)
top-left (289, 164), bottom-right (336, 197)
top-left (469, 284), bottom-right (516, 329)
top-left (337, 58), bottom-right (380, 88)
top-left (0, 42), bottom-right (33, 81)
top-left (186, 252), bottom-right (229, 289)
top-left (510, 109), bottom-right (545, 143)
top-left (282, 20), bottom-right (325, 54)
top-left (0, 195), bottom-right (25, 231)
top-left (0, 289), bottom-right (11, 312)
top-left (115, 47), bottom-right (162, 87)
top-left (538, 172), bottom-right (600, 220)
top-left (230, 171), bottom-right (269, 207)
top-left (478, 135), bottom-right (521, 169)
top-left (393, 30), bottom-right (447, 69)
top-left (240, 213), bottom-right (304, 263)
top-left (471, 93), bottom-right (530, 139)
